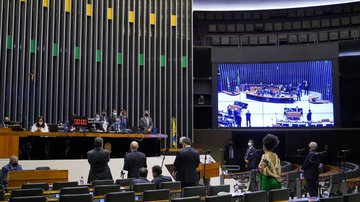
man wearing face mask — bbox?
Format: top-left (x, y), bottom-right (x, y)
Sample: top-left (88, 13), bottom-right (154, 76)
top-left (1, 116), bottom-right (11, 128)
top-left (173, 137), bottom-right (200, 188)
top-left (109, 108), bottom-right (119, 125)
top-left (109, 117), bottom-right (121, 132)
top-left (139, 110), bottom-right (153, 134)
top-left (1, 155), bottom-right (22, 186)
top-left (244, 139), bottom-right (256, 170)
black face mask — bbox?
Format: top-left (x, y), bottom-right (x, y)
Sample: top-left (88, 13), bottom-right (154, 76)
top-left (102, 113), bottom-right (106, 116)
top-left (145, 114), bottom-right (149, 117)
top-left (12, 163), bottom-right (18, 167)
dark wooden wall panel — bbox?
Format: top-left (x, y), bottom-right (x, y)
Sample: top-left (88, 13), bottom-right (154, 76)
top-left (0, 0), bottom-right (193, 145)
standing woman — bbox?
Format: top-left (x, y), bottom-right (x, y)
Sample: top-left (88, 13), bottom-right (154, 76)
top-left (258, 134), bottom-right (282, 191)
top-left (31, 116), bottom-right (49, 132)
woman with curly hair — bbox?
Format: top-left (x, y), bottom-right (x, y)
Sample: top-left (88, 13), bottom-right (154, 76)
top-left (258, 134), bottom-right (282, 191)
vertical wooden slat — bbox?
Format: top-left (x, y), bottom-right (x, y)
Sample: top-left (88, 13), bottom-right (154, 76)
top-left (0, 0), bottom-right (193, 143)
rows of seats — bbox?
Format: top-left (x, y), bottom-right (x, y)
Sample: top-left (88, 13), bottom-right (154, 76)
top-left (207, 16), bottom-right (360, 33)
top-left (209, 27), bottom-right (360, 46)
top-left (195, 3), bottom-right (360, 21)
top-left (194, 2), bottom-right (360, 46)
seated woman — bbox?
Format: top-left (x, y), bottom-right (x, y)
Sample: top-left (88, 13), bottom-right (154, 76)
top-left (258, 134), bottom-right (282, 191)
top-left (31, 116), bottom-right (49, 132)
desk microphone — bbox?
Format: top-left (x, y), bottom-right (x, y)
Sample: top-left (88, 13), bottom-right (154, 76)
top-left (205, 149), bottom-right (211, 154)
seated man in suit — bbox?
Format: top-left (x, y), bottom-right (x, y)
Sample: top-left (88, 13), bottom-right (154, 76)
top-left (109, 117), bottom-right (121, 132)
top-left (151, 165), bottom-right (172, 188)
top-left (133, 167), bottom-right (150, 184)
top-left (1, 155), bottom-right (22, 186)
top-left (139, 110), bottom-right (153, 133)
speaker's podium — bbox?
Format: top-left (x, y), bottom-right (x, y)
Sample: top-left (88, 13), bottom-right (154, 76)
top-left (197, 162), bottom-right (220, 179)
top-left (166, 160), bottom-right (220, 184)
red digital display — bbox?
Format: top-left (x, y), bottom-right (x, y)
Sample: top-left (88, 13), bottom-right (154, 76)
top-left (71, 116), bottom-right (88, 126)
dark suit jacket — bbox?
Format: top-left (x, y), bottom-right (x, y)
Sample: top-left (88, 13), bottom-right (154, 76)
top-left (151, 175), bottom-right (172, 188)
top-left (244, 146), bottom-right (257, 169)
top-left (124, 151), bottom-right (147, 178)
top-left (302, 151), bottom-right (320, 180)
top-left (133, 177), bottom-right (150, 184)
top-left (139, 117), bottom-right (153, 131)
top-left (87, 147), bottom-right (113, 183)
top-left (173, 147), bottom-right (200, 184)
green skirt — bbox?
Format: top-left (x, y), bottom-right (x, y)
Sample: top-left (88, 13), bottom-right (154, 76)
top-left (260, 173), bottom-right (282, 191)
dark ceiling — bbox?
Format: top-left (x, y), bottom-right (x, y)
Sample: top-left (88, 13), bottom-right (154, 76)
top-left (193, 0), bottom-right (360, 11)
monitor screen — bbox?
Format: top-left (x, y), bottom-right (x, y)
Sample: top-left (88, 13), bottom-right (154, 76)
top-left (217, 60), bottom-right (334, 128)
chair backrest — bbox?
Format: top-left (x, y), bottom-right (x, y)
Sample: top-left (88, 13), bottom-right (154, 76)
top-left (105, 191), bottom-right (135, 202)
top-left (21, 183), bottom-right (49, 191)
top-left (35, 167), bottom-right (50, 170)
top-left (132, 183), bottom-right (156, 193)
top-left (329, 173), bottom-right (345, 195)
top-left (171, 196), bottom-right (201, 202)
top-left (243, 191), bottom-right (267, 202)
top-left (94, 184), bottom-right (120, 196)
top-left (182, 186), bottom-right (207, 197)
top-left (143, 189), bottom-right (170, 201)
top-left (343, 193), bottom-right (360, 202)
top-left (208, 185), bottom-right (230, 196)
top-left (91, 179), bottom-right (114, 187)
top-left (9, 196), bottom-right (47, 202)
top-left (285, 171), bottom-right (299, 191)
top-left (320, 196), bottom-right (344, 202)
top-left (205, 194), bottom-right (232, 202)
top-left (116, 178), bottom-right (134, 187)
top-left (160, 181), bottom-right (181, 191)
top-left (11, 188), bottom-right (44, 198)
top-left (60, 186), bottom-right (89, 195)
top-left (268, 188), bottom-right (290, 202)
top-left (52, 181), bottom-right (79, 190)
top-left (59, 193), bottom-right (92, 202)
top-left (0, 190), bottom-right (5, 201)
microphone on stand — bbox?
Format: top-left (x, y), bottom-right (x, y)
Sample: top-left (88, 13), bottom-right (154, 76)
top-left (341, 149), bottom-right (351, 153)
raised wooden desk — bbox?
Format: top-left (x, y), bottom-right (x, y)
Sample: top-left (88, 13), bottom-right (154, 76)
top-left (7, 170), bottom-right (68, 187)
top-left (0, 131), bottom-right (167, 158)
top-left (0, 128), bottom-right (19, 158)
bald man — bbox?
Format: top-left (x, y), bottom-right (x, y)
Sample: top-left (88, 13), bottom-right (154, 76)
top-left (302, 141), bottom-right (320, 197)
top-left (1, 155), bottom-right (22, 186)
top-left (123, 141), bottom-right (147, 178)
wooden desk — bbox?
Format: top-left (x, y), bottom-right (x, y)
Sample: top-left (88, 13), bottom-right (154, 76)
top-left (347, 176), bottom-right (360, 188)
top-left (0, 131), bottom-right (167, 158)
top-left (7, 170), bottom-right (68, 187)
top-left (285, 112), bottom-right (302, 119)
top-left (0, 131), bottom-right (167, 139)
top-left (0, 128), bottom-right (19, 158)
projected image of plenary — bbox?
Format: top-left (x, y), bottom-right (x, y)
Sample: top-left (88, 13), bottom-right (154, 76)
top-left (217, 61), bottom-right (334, 128)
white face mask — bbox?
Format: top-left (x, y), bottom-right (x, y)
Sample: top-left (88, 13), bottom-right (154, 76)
top-left (248, 142), bottom-right (253, 147)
